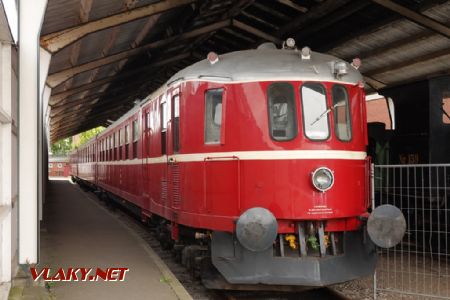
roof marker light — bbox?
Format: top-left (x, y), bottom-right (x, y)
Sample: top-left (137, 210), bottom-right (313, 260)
top-left (333, 61), bottom-right (348, 78)
top-left (282, 38), bottom-right (297, 50)
top-left (351, 57), bottom-right (362, 70)
top-left (301, 46), bottom-right (311, 60)
top-left (207, 52), bottom-right (219, 65)
top-left (286, 38), bottom-right (296, 48)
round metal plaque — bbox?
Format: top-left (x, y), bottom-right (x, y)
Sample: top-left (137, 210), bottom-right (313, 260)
top-left (367, 204), bottom-right (406, 248)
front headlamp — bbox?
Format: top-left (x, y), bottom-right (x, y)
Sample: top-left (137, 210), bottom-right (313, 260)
top-left (312, 167), bottom-right (334, 192)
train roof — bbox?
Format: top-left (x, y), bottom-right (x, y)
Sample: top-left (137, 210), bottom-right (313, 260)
top-left (168, 45), bottom-right (363, 86)
top-left (79, 45), bottom-right (364, 147)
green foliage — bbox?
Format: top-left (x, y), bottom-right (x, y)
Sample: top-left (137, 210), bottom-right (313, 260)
top-left (73, 126), bottom-right (105, 148)
top-left (50, 126), bottom-right (105, 155)
top-left (50, 137), bottom-right (72, 155)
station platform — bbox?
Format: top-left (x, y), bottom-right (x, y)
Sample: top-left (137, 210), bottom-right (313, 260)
top-left (36, 178), bottom-right (191, 300)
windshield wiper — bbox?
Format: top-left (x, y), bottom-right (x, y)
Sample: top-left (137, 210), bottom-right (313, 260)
top-left (311, 103), bottom-right (339, 126)
top-left (310, 101), bottom-right (345, 126)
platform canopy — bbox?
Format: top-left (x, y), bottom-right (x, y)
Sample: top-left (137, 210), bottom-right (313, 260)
top-left (40, 0), bottom-right (450, 143)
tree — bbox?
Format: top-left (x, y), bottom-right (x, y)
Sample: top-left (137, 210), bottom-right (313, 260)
top-left (72, 126), bottom-right (105, 148)
top-left (49, 126), bottom-right (105, 155)
top-left (50, 137), bottom-right (73, 155)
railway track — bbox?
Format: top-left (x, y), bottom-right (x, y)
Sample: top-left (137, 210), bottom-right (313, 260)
top-left (83, 187), bottom-right (351, 300)
top-left (210, 288), bottom-right (351, 300)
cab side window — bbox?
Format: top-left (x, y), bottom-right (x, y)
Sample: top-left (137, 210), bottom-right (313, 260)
top-left (332, 85), bottom-right (352, 141)
top-left (204, 89), bottom-right (223, 144)
top-left (267, 82), bottom-right (297, 141)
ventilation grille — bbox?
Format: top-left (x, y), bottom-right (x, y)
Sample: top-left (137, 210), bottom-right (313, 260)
top-left (171, 164), bottom-right (181, 208)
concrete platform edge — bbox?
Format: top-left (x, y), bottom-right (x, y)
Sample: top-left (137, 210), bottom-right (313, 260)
top-left (80, 187), bottom-right (193, 300)
top-left (0, 282), bottom-right (11, 300)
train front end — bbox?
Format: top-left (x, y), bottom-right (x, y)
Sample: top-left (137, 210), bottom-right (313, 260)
top-left (202, 41), bottom-right (406, 287)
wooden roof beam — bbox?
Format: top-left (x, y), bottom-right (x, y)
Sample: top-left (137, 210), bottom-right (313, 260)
top-left (343, 30), bottom-right (434, 62)
top-left (277, 0), bottom-right (308, 13)
top-left (279, 0), bottom-right (350, 37)
top-left (364, 47), bottom-right (450, 77)
top-left (231, 19), bottom-right (282, 44)
top-left (51, 119), bottom-right (111, 142)
top-left (51, 111), bottom-right (116, 131)
top-left (51, 110), bottom-right (127, 138)
top-left (50, 81), bottom-right (145, 113)
top-left (49, 52), bottom-right (191, 104)
top-left (50, 87), bottom-right (143, 117)
top-left (51, 97), bottom-right (132, 122)
top-left (41, 0), bottom-right (195, 53)
top-left (46, 20), bottom-right (229, 87)
top-left (363, 76), bottom-right (386, 90)
top-left (371, 0), bottom-right (450, 39)
top-left (51, 107), bottom-right (127, 133)
top-left (294, 0), bottom-right (370, 41)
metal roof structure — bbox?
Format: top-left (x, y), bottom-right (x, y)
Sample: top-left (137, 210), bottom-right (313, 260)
top-left (40, 0), bottom-right (450, 142)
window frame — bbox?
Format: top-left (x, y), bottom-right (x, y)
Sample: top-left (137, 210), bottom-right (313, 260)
top-left (300, 82), bottom-right (331, 141)
top-left (172, 94), bottom-right (181, 152)
top-left (267, 82), bottom-right (298, 142)
top-left (442, 95), bottom-right (450, 125)
top-left (332, 84), bottom-right (353, 142)
top-left (125, 124), bottom-right (130, 160)
top-left (132, 119), bottom-right (139, 159)
top-left (204, 88), bottom-right (224, 145)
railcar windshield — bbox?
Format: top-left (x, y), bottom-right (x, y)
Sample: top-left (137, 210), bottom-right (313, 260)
top-left (267, 82), bottom-right (297, 141)
top-left (301, 83), bottom-right (329, 140)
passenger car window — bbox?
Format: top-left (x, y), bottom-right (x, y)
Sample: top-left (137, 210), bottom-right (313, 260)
top-left (173, 95), bottom-right (181, 152)
top-left (119, 129), bottom-right (124, 160)
top-left (205, 89), bottom-right (223, 144)
top-left (301, 83), bottom-right (329, 140)
top-left (332, 85), bottom-right (352, 141)
top-left (125, 125), bottom-right (130, 159)
top-left (132, 120), bottom-right (138, 158)
top-left (268, 82), bottom-right (297, 141)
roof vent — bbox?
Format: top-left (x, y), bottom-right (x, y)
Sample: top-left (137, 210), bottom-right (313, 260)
top-left (257, 42), bottom-right (277, 50)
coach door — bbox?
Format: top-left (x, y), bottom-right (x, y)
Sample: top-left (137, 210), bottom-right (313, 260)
top-left (167, 91), bottom-right (181, 212)
top-left (142, 108), bottom-right (151, 212)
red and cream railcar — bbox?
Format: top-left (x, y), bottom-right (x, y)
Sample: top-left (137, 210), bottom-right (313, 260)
top-left (70, 41), bottom-right (403, 288)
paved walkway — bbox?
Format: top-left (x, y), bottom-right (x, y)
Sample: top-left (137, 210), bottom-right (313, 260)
top-left (38, 179), bottom-right (191, 300)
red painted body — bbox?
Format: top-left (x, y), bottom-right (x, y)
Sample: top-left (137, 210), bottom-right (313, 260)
top-left (70, 80), bottom-right (369, 234)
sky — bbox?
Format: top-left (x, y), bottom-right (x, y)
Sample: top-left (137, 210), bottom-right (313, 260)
top-left (2, 0), bottom-right (18, 42)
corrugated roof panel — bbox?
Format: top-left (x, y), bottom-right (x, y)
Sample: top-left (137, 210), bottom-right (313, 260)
top-left (88, 0), bottom-right (125, 22)
top-left (48, 42), bottom-right (77, 74)
top-left (41, 0), bottom-right (81, 35)
top-left (329, 19), bottom-right (424, 59)
top-left (375, 53), bottom-right (450, 84)
top-left (70, 70), bottom-right (97, 89)
top-left (423, 1), bottom-right (450, 22)
top-left (363, 35), bottom-right (450, 73)
top-left (105, 18), bottom-right (151, 54)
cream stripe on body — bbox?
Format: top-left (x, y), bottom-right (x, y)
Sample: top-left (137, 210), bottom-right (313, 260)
top-left (92, 150), bottom-right (366, 166)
